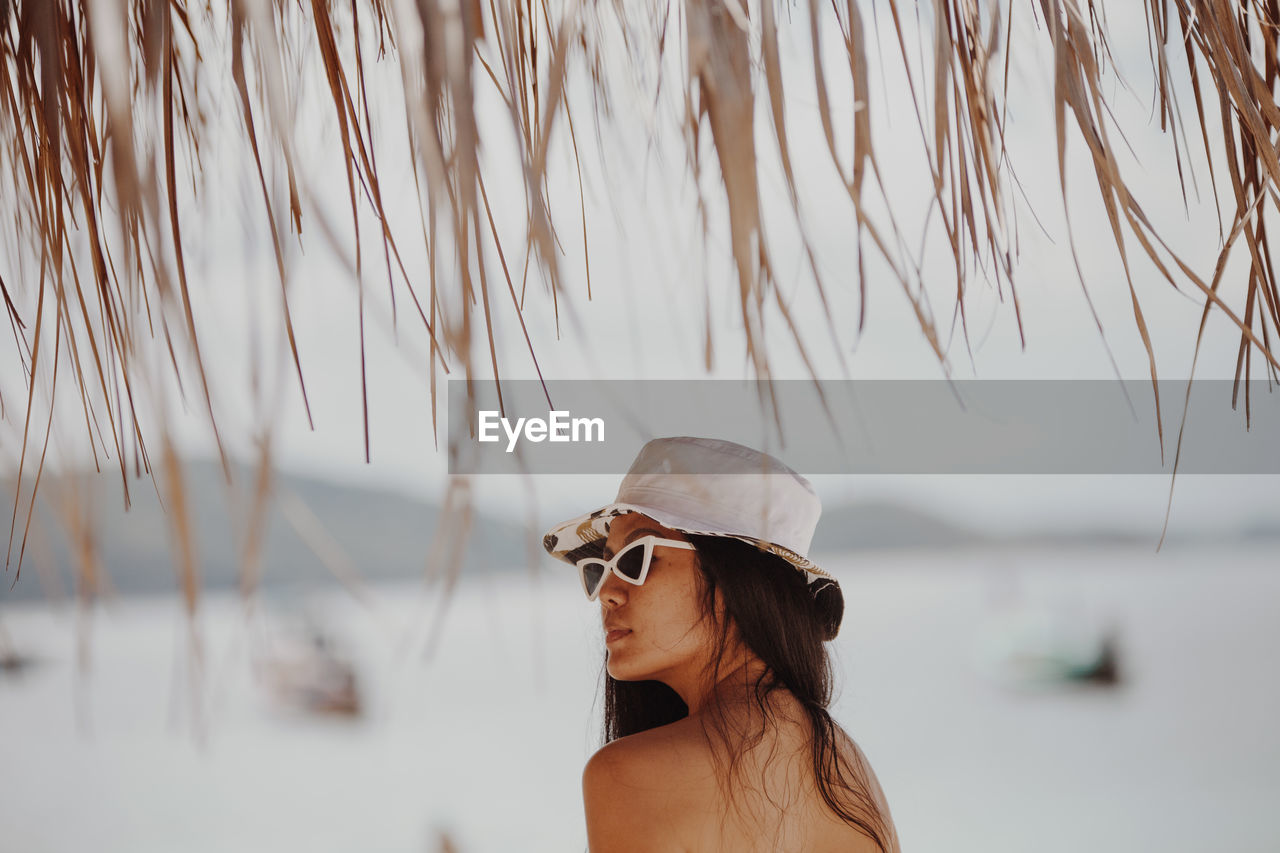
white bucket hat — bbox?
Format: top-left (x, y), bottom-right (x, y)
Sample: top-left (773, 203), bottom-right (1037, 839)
top-left (542, 436), bottom-right (844, 639)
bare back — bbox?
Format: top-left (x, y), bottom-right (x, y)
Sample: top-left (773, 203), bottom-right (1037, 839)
top-left (582, 694), bottom-right (898, 853)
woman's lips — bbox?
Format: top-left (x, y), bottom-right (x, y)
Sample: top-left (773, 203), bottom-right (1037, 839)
top-left (605, 629), bottom-right (632, 643)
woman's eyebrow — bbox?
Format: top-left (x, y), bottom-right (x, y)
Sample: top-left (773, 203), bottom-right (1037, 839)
top-left (601, 527), bottom-right (669, 560)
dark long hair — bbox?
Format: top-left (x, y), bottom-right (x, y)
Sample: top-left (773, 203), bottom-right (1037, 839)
top-left (601, 534), bottom-right (897, 852)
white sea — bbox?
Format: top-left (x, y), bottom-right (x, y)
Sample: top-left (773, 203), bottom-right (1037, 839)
top-left (1, 544), bottom-right (1277, 853)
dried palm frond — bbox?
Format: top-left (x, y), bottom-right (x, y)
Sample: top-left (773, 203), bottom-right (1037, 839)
top-left (2, 0), bottom-right (1279, 605)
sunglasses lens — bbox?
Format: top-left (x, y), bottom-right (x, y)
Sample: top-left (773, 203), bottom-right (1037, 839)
top-left (615, 543), bottom-right (649, 582)
top-left (579, 561), bottom-right (606, 597)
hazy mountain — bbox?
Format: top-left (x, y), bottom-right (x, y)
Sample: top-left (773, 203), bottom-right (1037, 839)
top-left (809, 501), bottom-right (987, 554)
top-left (4, 464), bottom-right (1275, 602)
top-left (0, 461), bottom-right (536, 601)
top-left (812, 499), bottom-right (1280, 555)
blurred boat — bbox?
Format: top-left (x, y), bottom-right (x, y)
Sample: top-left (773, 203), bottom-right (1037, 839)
top-left (256, 620), bottom-right (363, 718)
top-left (0, 626), bottom-right (40, 678)
top-left (0, 650), bottom-right (40, 677)
top-left (974, 604), bottom-right (1123, 689)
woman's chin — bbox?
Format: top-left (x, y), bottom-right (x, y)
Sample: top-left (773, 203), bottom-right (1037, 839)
top-left (605, 657), bottom-right (646, 681)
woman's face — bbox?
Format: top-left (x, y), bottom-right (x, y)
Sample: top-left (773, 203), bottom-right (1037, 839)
top-left (596, 513), bottom-right (717, 688)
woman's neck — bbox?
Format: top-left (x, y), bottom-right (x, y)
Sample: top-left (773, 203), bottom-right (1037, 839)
top-left (680, 654), bottom-right (772, 717)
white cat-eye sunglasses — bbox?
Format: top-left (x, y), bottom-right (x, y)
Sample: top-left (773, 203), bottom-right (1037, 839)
top-left (575, 535), bottom-right (696, 601)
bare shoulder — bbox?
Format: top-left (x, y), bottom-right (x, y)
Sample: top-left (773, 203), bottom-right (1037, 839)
top-left (828, 727), bottom-right (901, 853)
top-left (836, 729), bottom-right (893, 803)
top-left (582, 721), bottom-right (716, 852)
top-left (582, 713), bottom-right (900, 853)
top-left (583, 718), bottom-right (715, 795)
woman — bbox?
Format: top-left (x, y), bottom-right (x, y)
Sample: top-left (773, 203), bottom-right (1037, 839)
top-left (542, 437), bottom-right (900, 852)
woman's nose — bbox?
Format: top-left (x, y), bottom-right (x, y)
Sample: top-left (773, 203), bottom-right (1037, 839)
top-left (598, 570), bottom-right (628, 606)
